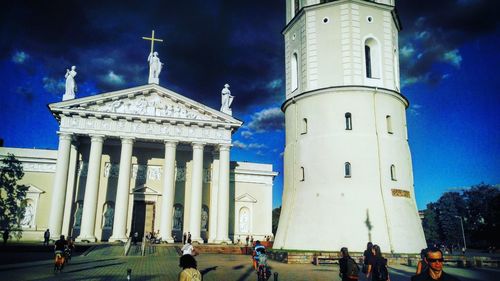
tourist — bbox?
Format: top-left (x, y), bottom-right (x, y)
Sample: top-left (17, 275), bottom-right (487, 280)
top-left (178, 254), bottom-right (202, 281)
top-left (339, 247), bottom-right (360, 281)
top-left (2, 229), bottom-right (9, 245)
top-left (183, 232), bottom-right (187, 244)
top-left (43, 229), bottom-right (50, 246)
top-left (181, 239), bottom-right (197, 256)
top-left (416, 248), bottom-right (429, 275)
top-left (246, 235), bottom-right (250, 246)
top-left (363, 242), bottom-right (373, 273)
top-left (366, 244), bottom-right (390, 281)
top-left (252, 240), bottom-right (265, 270)
top-left (411, 247), bottom-right (460, 281)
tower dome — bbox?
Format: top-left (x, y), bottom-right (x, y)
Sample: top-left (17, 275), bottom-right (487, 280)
top-left (274, 0), bottom-right (426, 253)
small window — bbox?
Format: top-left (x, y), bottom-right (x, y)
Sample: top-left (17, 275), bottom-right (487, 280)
top-left (345, 112), bottom-right (352, 130)
top-left (365, 45), bottom-right (372, 78)
top-left (301, 118), bottom-right (308, 134)
top-left (365, 38), bottom-right (381, 79)
top-left (291, 53), bottom-right (299, 92)
top-left (300, 166), bottom-right (305, 181)
top-left (390, 164), bottom-right (397, 181)
top-left (386, 115), bottom-right (393, 134)
top-left (344, 162), bottom-right (351, 178)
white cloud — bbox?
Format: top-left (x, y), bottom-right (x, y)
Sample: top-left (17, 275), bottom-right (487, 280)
top-left (12, 51), bottom-right (29, 64)
top-left (104, 71), bottom-right (125, 85)
top-left (232, 140), bottom-right (247, 149)
top-left (409, 104), bottom-right (422, 116)
top-left (248, 107), bottom-right (284, 133)
top-left (400, 44), bottom-right (415, 58)
top-left (442, 49), bottom-right (462, 68)
top-left (241, 130), bottom-right (253, 139)
top-left (266, 79), bottom-right (282, 90)
top-left (248, 143), bottom-right (267, 149)
top-left (42, 77), bottom-right (65, 94)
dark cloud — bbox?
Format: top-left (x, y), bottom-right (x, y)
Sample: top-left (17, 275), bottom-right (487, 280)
top-left (396, 0), bottom-right (500, 86)
top-left (247, 107), bottom-right (285, 133)
top-left (0, 0), bottom-right (285, 111)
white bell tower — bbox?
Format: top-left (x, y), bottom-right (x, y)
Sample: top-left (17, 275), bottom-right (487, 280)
top-left (274, 0), bottom-right (426, 253)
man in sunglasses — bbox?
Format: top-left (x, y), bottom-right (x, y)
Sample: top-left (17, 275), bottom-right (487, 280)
top-left (411, 247), bottom-right (460, 280)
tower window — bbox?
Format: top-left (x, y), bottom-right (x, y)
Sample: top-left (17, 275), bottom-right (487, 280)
top-left (291, 53), bottom-right (299, 92)
top-left (300, 166), bottom-right (305, 181)
top-left (364, 38), bottom-right (381, 79)
top-left (345, 112), bottom-right (352, 130)
top-left (386, 115), bottom-right (393, 134)
top-left (390, 164), bottom-right (397, 181)
top-left (344, 162), bottom-right (351, 178)
top-left (301, 118), bottom-right (308, 134)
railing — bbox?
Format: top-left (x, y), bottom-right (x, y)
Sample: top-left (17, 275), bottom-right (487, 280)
top-left (124, 237), bottom-right (132, 256)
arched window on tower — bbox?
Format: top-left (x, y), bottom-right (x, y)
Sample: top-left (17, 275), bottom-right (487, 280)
top-left (386, 115), bottom-right (393, 134)
top-left (301, 118), bottom-right (308, 134)
top-left (344, 162), bottom-right (351, 178)
top-left (345, 112), bottom-right (352, 130)
top-left (390, 164), bottom-right (397, 181)
top-left (364, 38), bottom-right (381, 79)
top-left (291, 52), bottom-right (299, 92)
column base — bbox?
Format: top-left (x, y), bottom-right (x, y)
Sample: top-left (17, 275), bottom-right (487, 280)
top-left (214, 239), bottom-right (232, 245)
top-left (76, 235), bottom-right (97, 242)
top-left (163, 238), bottom-right (175, 243)
top-left (109, 236), bottom-right (128, 243)
top-left (190, 238), bottom-right (204, 244)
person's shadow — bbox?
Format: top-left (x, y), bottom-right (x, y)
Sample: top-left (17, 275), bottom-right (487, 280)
top-left (200, 266), bottom-right (218, 276)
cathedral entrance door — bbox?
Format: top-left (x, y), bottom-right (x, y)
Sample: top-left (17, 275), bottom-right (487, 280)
top-left (131, 201), bottom-right (155, 239)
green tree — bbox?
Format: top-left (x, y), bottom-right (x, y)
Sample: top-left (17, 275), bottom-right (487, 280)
top-left (437, 192), bottom-right (466, 247)
top-left (0, 154), bottom-right (28, 241)
top-left (272, 206), bottom-right (281, 236)
top-left (422, 202), bottom-right (441, 244)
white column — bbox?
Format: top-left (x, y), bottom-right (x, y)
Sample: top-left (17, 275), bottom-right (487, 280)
top-left (159, 141), bottom-right (178, 243)
top-left (215, 144), bottom-right (232, 244)
top-left (48, 132), bottom-right (73, 239)
top-left (77, 135), bottom-right (104, 242)
top-left (188, 142), bottom-right (204, 243)
top-left (208, 151), bottom-right (219, 243)
top-left (61, 140), bottom-right (79, 237)
top-left (109, 137), bottom-right (134, 242)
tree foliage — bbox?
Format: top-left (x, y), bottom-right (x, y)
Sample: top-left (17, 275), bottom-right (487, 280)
top-left (0, 154), bottom-right (28, 239)
top-left (421, 183), bottom-right (500, 248)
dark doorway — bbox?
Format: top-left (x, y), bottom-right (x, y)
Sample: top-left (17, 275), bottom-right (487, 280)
top-left (131, 201), bottom-right (155, 239)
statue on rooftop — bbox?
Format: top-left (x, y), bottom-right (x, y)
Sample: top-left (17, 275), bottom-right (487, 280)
top-left (63, 65), bottom-right (77, 100)
top-left (148, 52), bottom-right (163, 84)
top-left (220, 83), bottom-right (234, 116)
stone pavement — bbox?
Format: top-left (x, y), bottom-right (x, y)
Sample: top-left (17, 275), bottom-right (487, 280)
top-left (0, 247), bottom-right (498, 281)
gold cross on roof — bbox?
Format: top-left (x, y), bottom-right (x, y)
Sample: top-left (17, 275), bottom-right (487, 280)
top-left (142, 30), bottom-right (164, 53)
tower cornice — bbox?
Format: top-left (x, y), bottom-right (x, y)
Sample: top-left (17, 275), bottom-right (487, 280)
top-left (281, 85), bottom-right (409, 112)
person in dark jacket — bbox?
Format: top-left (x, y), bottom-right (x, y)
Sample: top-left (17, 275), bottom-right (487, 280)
top-left (363, 242), bottom-right (373, 273)
top-left (339, 247), bottom-right (359, 281)
top-left (366, 244), bottom-right (389, 281)
top-left (411, 247), bottom-right (460, 281)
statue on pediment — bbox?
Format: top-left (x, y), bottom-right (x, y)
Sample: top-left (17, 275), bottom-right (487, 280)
top-left (220, 84), bottom-right (234, 115)
top-left (148, 52), bottom-right (163, 84)
top-left (63, 65), bottom-right (77, 101)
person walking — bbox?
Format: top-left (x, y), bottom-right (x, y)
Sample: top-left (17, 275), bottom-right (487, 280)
top-left (339, 247), bottom-right (360, 281)
top-left (181, 239), bottom-right (197, 256)
top-left (366, 244), bottom-right (390, 281)
top-left (363, 242), bottom-right (373, 274)
top-left (2, 230), bottom-right (9, 245)
top-left (411, 247), bottom-right (460, 281)
top-left (178, 254), bottom-right (202, 281)
top-left (43, 229), bottom-right (50, 246)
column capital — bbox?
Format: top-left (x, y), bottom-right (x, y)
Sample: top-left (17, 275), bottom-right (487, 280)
top-left (89, 134), bottom-right (106, 143)
top-left (120, 137), bottom-right (135, 144)
top-left (164, 140), bottom-right (179, 147)
top-left (57, 131), bottom-right (73, 141)
top-left (192, 142), bottom-right (206, 150)
top-left (219, 143), bottom-right (232, 152)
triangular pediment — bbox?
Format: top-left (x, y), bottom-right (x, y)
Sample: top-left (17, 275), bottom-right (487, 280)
top-left (235, 193), bottom-right (257, 203)
top-left (131, 185), bottom-right (159, 195)
top-left (26, 184), bottom-right (45, 194)
top-left (49, 84), bottom-right (242, 127)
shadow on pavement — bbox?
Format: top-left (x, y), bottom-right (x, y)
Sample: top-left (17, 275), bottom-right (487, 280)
top-left (64, 262), bottom-right (124, 273)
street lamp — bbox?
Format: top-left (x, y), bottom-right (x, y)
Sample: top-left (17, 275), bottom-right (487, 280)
top-left (454, 216), bottom-right (467, 252)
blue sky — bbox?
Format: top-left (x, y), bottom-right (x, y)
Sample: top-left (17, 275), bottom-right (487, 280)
top-left (1, 1), bottom-right (498, 210)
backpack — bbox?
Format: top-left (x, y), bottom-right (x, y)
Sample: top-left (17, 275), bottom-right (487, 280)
top-left (376, 260), bottom-right (389, 281)
top-left (346, 258), bottom-right (359, 278)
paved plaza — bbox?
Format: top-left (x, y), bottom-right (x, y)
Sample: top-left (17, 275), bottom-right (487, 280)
top-left (0, 245), bottom-right (499, 281)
